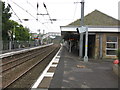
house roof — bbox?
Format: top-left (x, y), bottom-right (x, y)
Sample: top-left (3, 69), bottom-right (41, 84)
top-left (67, 9), bottom-right (120, 27)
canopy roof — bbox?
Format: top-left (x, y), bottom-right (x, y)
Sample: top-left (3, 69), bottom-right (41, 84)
top-left (67, 9), bottom-right (120, 27)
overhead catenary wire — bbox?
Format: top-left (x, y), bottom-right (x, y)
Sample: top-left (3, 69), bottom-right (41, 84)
top-left (35, 1), bottom-right (51, 31)
top-left (73, 3), bottom-right (78, 21)
top-left (36, 2), bottom-right (52, 24)
top-left (7, 0), bottom-right (22, 23)
top-left (8, 0), bottom-right (49, 31)
top-left (43, 2), bottom-right (53, 24)
top-left (7, 0), bottom-right (55, 32)
top-left (36, 2), bottom-right (39, 21)
top-left (7, 3), bottom-right (22, 23)
top-left (36, 2), bottom-right (52, 32)
top-left (27, 0), bottom-right (37, 11)
top-left (26, 0), bottom-right (43, 21)
top-left (35, 2), bottom-right (54, 31)
top-left (10, 0), bottom-right (37, 20)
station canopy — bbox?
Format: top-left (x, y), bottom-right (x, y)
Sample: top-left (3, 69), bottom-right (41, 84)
top-left (60, 9), bottom-right (120, 40)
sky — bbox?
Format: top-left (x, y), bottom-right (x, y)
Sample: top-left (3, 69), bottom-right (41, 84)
top-left (2, 0), bottom-right (120, 33)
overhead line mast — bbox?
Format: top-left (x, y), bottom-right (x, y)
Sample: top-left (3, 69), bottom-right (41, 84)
top-left (36, 2), bottom-right (53, 24)
top-left (74, 0), bottom-right (85, 59)
top-left (79, 0), bottom-right (84, 58)
top-left (43, 2), bottom-right (53, 24)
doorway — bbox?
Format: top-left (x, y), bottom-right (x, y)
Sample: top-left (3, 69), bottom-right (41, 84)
top-left (83, 34), bottom-right (96, 58)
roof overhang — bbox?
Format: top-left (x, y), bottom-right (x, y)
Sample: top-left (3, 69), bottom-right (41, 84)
top-left (60, 26), bottom-right (120, 32)
top-left (60, 26), bottom-right (120, 40)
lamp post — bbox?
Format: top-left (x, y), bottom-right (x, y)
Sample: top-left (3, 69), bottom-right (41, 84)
top-left (7, 30), bottom-right (12, 51)
top-left (29, 36), bottom-right (31, 47)
top-left (12, 26), bottom-right (16, 49)
top-left (37, 29), bottom-right (41, 45)
top-left (13, 25), bottom-right (19, 49)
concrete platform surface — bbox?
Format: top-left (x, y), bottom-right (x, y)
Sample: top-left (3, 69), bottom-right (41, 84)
top-left (49, 46), bottom-right (119, 88)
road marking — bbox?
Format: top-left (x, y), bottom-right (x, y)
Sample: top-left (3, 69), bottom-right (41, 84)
top-left (53, 60), bottom-right (59, 63)
top-left (44, 72), bottom-right (54, 77)
top-left (56, 56), bottom-right (60, 58)
top-left (54, 58), bottom-right (59, 61)
top-left (50, 64), bottom-right (57, 67)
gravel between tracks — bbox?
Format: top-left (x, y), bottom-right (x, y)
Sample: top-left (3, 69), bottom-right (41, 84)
top-left (2, 44), bottom-right (60, 88)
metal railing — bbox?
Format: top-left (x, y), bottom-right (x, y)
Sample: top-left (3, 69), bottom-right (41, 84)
top-left (2, 40), bottom-right (43, 52)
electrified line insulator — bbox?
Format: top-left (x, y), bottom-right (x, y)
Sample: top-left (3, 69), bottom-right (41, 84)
top-left (37, 2), bottom-right (39, 9)
top-left (43, 3), bottom-right (47, 9)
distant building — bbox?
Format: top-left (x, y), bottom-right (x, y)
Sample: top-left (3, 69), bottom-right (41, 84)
top-left (42, 32), bottom-right (61, 39)
top-left (61, 10), bottom-right (120, 59)
top-left (31, 33), bottom-right (38, 39)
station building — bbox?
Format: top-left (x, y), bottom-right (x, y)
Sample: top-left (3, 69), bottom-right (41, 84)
top-left (61, 10), bottom-right (120, 59)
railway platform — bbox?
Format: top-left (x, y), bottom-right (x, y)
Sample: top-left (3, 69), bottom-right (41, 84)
top-left (38, 45), bottom-right (118, 89)
top-left (0, 43), bottom-right (53, 58)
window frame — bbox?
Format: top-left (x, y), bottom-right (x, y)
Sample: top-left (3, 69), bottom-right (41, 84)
top-left (106, 36), bottom-right (118, 56)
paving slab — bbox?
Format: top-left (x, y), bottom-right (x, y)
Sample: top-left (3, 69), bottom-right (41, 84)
top-left (38, 77), bottom-right (52, 88)
top-left (49, 46), bottom-right (119, 88)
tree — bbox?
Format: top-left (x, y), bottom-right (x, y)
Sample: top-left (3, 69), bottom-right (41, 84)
top-left (2, 1), bottom-right (30, 41)
top-left (2, 2), bottom-right (12, 41)
top-left (8, 20), bottom-right (30, 41)
top-left (15, 25), bottom-right (30, 41)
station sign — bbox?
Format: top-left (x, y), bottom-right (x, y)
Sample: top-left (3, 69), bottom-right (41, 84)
top-left (78, 26), bottom-right (88, 33)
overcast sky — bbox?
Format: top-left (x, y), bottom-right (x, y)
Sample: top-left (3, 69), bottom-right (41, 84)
top-left (2, 0), bottom-right (120, 33)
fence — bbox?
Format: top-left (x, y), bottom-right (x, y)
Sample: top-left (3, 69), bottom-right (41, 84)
top-left (2, 36), bottom-right (62, 52)
top-left (2, 40), bottom-right (41, 51)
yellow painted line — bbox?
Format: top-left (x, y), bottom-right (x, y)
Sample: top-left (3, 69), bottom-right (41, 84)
top-left (85, 45), bottom-right (88, 47)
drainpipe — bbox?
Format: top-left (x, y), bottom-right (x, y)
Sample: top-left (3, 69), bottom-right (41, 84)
top-left (99, 34), bottom-right (102, 59)
top-left (69, 40), bottom-right (72, 53)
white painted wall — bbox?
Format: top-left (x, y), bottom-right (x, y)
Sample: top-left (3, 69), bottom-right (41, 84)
top-left (60, 26), bottom-right (120, 32)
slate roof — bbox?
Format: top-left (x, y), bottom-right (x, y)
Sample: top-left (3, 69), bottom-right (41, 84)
top-left (67, 9), bottom-right (120, 27)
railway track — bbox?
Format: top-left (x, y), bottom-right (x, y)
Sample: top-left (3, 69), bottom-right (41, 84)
top-left (1, 46), bottom-right (53, 74)
top-left (2, 44), bottom-right (60, 89)
top-left (1, 45), bottom-right (50, 64)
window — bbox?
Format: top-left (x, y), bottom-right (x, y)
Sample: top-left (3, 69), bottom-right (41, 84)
top-left (106, 36), bottom-right (118, 56)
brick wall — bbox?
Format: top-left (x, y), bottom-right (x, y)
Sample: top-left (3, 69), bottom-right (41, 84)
top-left (102, 33), bottom-right (106, 58)
top-left (95, 34), bottom-right (100, 59)
top-left (118, 33), bottom-right (120, 49)
top-left (103, 33), bottom-right (117, 59)
top-left (95, 33), bottom-right (119, 59)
